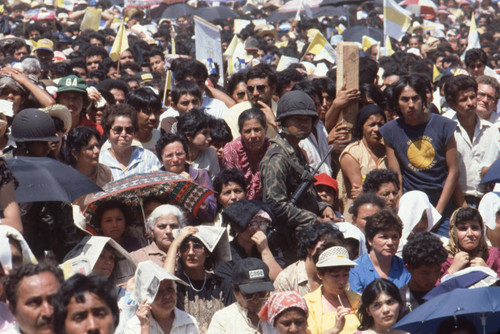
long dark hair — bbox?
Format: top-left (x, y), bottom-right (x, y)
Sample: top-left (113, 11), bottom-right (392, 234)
top-left (357, 279), bottom-right (403, 330)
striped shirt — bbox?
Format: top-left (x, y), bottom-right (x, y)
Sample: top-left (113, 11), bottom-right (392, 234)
top-left (99, 146), bottom-right (162, 180)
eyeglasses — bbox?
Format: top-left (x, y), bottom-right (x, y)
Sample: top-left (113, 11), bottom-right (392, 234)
top-left (478, 91), bottom-right (497, 102)
top-left (236, 91), bottom-right (246, 99)
top-left (247, 85), bottom-right (267, 94)
top-left (240, 291), bottom-right (270, 301)
top-left (163, 151), bottom-right (186, 161)
top-left (179, 242), bottom-right (205, 253)
top-left (111, 126), bottom-right (135, 135)
top-left (249, 221), bottom-right (269, 231)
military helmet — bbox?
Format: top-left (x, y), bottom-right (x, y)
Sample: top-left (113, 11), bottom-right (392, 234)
top-left (275, 90), bottom-right (318, 122)
top-left (11, 108), bottom-right (58, 142)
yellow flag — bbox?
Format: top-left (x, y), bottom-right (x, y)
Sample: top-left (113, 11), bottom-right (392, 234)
top-left (109, 21), bottom-right (129, 62)
top-left (362, 35), bottom-right (378, 52)
top-left (433, 65), bottom-right (440, 83)
top-left (80, 8), bottom-right (102, 31)
top-left (386, 35), bottom-right (394, 56)
top-left (303, 32), bottom-right (336, 64)
top-left (224, 34), bottom-right (242, 58)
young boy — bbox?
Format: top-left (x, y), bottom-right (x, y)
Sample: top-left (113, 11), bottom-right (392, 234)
top-left (400, 232), bottom-right (448, 315)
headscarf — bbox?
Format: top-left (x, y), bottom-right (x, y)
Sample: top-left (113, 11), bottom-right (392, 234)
top-left (398, 190), bottom-right (441, 244)
top-left (258, 291), bottom-right (308, 326)
top-left (446, 207), bottom-right (489, 260)
top-left (478, 192), bottom-right (500, 233)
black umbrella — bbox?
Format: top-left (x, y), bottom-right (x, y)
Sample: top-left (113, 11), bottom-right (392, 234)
top-left (161, 3), bottom-right (196, 19)
top-left (341, 25), bottom-right (383, 43)
top-left (6, 156), bottom-right (102, 203)
top-left (320, 0), bottom-right (365, 6)
top-left (312, 6), bottom-right (348, 17)
top-left (194, 6), bottom-right (238, 22)
top-left (266, 9), bottom-right (299, 22)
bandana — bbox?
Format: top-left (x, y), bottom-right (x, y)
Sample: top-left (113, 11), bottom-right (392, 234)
top-left (258, 291), bottom-right (308, 326)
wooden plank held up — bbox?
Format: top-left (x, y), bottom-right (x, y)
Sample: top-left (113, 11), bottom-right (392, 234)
top-left (336, 42), bottom-right (359, 140)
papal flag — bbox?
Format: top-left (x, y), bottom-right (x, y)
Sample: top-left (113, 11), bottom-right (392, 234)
top-left (362, 35), bottom-right (378, 52)
top-left (466, 12), bottom-right (481, 51)
top-left (383, 0), bottom-right (412, 40)
top-left (302, 32), bottom-right (336, 64)
top-left (109, 21), bottom-right (129, 62)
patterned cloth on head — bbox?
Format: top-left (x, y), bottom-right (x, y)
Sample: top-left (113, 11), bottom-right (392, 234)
top-left (259, 291), bottom-right (308, 326)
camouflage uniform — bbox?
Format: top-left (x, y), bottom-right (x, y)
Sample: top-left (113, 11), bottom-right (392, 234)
top-left (260, 134), bottom-right (330, 231)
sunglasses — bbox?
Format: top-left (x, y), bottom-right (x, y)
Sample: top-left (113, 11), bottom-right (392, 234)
top-left (236, 91), bottom-right (246, 99)
top-left (247, 85), bottom-right (267, 94)
top-left (249, 220), bottom-right (269, 231)
top-left (241, 291), bottom-right (270, 301)
top-left (111, 126), bottom-right (135, 135)
top-left (179, 242), bottom-right (205, 253)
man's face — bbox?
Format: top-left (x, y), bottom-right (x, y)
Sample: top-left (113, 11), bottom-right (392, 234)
top-left (13, 46), bottom-right (28, 60)
top-left (477, 83), bottom-right (498, 119)
top-left (57, 91), bottom-right (84, 126)
top-left (174, 94), bottom-right (201, 115)
top-left (352, 203), bottom-right (381, 234)
top-left (64, 291), bottom-right (115, 334)
top-left (29, 30), bottom-right (41, 40)
top-left (149, 55), bottom-right (165, 73)
top-left (466, 60), bottom-right (485, 79)
top-left (184, 76), bottom-right (206, 95)
top-left (11, 272), bottom-right (60, 334)
top-left (89, 38), bottom-right (103, 48)
top-left (86, 55), bottom-right (103, 72)
top-left (398, 85), bottom-right (426, 126)
top-left (406, 264), bottom-right (442, 292)
top-left (73, 67), bottom-right (87, 79)
top-left (282, 115), bottom-right (313, 139)
top-left (137, 108), bottom-right (160, 135)
top-left (109, 89), bottom-right (126, 104)
top-left (449, 88), bottom-right (477, 116)
top-left (246, 77), bottom-right (274, 106)
top-left (408, 37), bottom-right (420, 50)
top-left (458, 38), bottom-right (468, 53)
top-left (35, 50), bottom-right (54, 63)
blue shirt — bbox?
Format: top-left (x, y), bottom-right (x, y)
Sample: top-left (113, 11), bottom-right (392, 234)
top-left (349, 253), bottom-right (411, 294)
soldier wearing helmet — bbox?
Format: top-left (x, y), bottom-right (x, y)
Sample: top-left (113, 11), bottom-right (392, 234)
top-left (259, 91), bottom-right (335, 263)
top-left (11, 108), bottom-right (58, 157)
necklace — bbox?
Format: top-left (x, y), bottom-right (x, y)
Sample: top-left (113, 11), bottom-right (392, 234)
top-left (184, 271), bottom-right (207, 292)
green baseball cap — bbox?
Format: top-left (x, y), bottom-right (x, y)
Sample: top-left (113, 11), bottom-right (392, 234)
top-left (57, 75), bottom-right (87, 94)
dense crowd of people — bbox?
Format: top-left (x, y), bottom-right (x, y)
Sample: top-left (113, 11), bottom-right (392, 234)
top-left (0, 0), bottom-right (500, 333)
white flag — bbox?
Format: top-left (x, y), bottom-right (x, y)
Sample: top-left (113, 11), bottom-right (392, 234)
top-left (384, 0), bottom-right (412, 40)
top-left (194, 16), bottom-right (224, 86)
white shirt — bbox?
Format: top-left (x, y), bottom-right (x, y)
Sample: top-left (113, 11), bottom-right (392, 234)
top-left (299, 120), bottom-right (332, 176)
top-left (124, 307), bottom-right (200, 334)
top-left (443, 110), bottom-right (500, 197)
top-left (191, 147), bottom-right (220, 180)
top-left (207, 302), bottom-right (275, 334)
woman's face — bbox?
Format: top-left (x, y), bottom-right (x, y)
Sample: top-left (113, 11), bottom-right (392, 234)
top-left (232, 82), bottom-right (248, 104)
top-left (152, 214), bottom-right (180, 252)
top-left (93, 248), bottom-right (116, 279)
top-left (318, 267), bottom-right (350, 296)
top-left (367, 292), bottom-right (400, 331)
top-left (76, 136), bottom-right (100, 167)
top-left (108, 116), bottom-right (134, 151)
top-left (362, 114), bottom-right (385, 146)
top-left (100, 208), bottom-right (126, 241)
top-left (240, 118), bottom-right (266, 153)
top-left (456, 220), bottom-right (482, 251)
top-left (376, 182), bottom-right (399, 210)
top-left (189, 127), bottom-right (211, 152)
top-left (151, 280), bottom-right (177, 319)
top-left (161, 141), bottom-right (186, 174)
top-left (275, 308), bottom-right (308, 334)
top-left (179, 239), bottom-right (208, 270)
top-left (368, 230), bottom-right (400, 257)
top-left (218, 182), bottom-right (246, 208)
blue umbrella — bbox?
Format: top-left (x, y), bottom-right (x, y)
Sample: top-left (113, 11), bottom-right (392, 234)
top-left (393, 287), bottom-right (500, 334)
top-left (423, 271), bottom-right (490, 301)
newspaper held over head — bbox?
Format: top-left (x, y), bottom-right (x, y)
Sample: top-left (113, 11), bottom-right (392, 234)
top-left (61, 236), bottom-right (137, 285)
top-left (132, 260), bottom-right (187, 305)
top-left (172, 225), bottom-right (231, 266)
